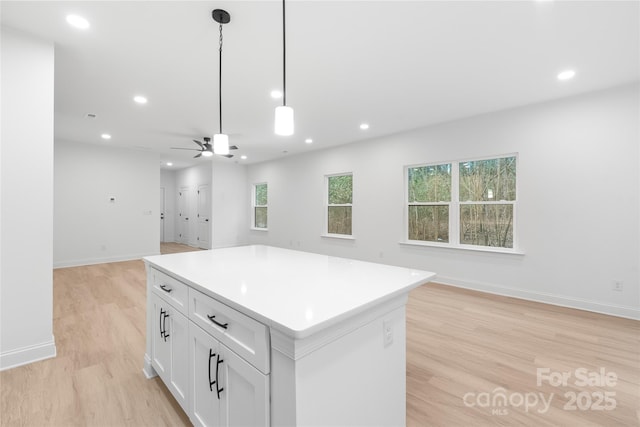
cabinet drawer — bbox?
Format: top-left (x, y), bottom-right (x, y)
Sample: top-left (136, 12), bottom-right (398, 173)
top-left (189, 288), bottom-right (270, 374)
top-left (152, 268), bottom-right (188, 315)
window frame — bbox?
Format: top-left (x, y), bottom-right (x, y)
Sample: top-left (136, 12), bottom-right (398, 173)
top-left (403, 153), bottom-right (520, 253)
top-left (323, 172), bottom-right (354, 239)
top-left (406, 162), bottom-right (453, 245)
top-left (251, 182), bottom-right (268, 231)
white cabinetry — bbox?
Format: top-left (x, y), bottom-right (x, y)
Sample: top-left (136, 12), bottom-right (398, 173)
top-left (150, 279), bottom-right (189, 412)
top-left (143, 246), bottom-right (436, 427)
top-left (145, 266), bottom-right (270, 427)
top-left (190, 322), bottom-right (269, 427)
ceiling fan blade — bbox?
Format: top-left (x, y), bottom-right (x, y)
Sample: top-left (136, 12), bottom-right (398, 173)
top-left (171, 147), bottom-right (201, 151)
top-left (220, 154), bottom-right (234, 158)
top-left (229, 145), bottom-right (238, 150)
top-left (193, 140), bottom-right (204, 149)
top-left (194, 153), bottom-right (203, 158)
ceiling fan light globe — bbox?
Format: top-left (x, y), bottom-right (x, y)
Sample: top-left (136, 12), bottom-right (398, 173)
top-left (213, 133), bottom-right (230, 155)
top-left (275, 105), bottom-right (294, 136)
top-left (202, 151), bottom-right (214, 157)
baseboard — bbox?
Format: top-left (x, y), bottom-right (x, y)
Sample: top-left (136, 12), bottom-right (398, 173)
top-left (436, 276), bottom-right (640, 321)
top-left (142, 353), bottom-right (157, 379)
top-left (0, 337), bottom-right (57, 371)
top-left (53, 252), bottom-right (161, 269)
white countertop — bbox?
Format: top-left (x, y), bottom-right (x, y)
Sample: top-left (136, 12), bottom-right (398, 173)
top-left (144, 245), bottom-right (436, 338)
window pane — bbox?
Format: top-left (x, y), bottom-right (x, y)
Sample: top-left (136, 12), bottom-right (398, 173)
top-left (408, 164), bottom-right (451, 203)
top-left (254, 207), bottom-right (267, 228)
top-left (328, 206), bottom-right (352, 235)
top-left (328, 175), bottom-right (352, 204)
top-left (460, 204), bottom-right (513, 248)
top-left (255, 184), bottom-right (268, 206)
top-left (459, 157), bottom-right (516, 201)
top-left (408, 205), bottom-right (449, 242)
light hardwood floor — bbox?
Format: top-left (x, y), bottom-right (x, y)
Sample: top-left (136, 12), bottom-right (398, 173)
top-left (1, 243), bottom-right (638, 426)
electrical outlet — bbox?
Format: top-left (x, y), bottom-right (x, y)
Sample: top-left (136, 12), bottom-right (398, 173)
top-left (383, 320), bottom-right (393, 347)
top-left (612, 280), bottom-right (624, 292)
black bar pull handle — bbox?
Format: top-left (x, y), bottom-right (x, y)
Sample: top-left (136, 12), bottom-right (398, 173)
top-left (216, 354), bottom-right (224, 400)
top-left (159, 284), bottom-right (173, 293)
top-left (159, 308), bottom-right (165, 338)
top-left (163, 312), bottom-right (170, 341)
top-left (208, 349), bottom-right (216, 392)
top-left (207, 314), bottom-right (229, 330)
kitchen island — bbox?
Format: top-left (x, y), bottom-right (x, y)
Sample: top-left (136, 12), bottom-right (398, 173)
top-left (143, 245), bottom-right (436, 426)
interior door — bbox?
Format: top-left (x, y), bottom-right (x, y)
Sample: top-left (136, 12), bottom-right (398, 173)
top-left (160, 187), bottom-right (165, 242)
top-left (197, 184), bottom-right (211, 249)
top-left (178, 187), bottom-right (190, 244)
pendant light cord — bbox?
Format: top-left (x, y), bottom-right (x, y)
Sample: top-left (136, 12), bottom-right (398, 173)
top-left (218, 23), bottom-right (223, 134)
top-left (282, 0), bottom-right (286, 107)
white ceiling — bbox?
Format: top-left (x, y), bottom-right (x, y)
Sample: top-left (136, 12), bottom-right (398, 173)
top-left (2, 1), bottom-right (638, 168)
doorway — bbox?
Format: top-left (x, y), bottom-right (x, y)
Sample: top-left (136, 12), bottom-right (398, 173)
top-left (160, 187), bottom-right (165, 242)
top-left (178, 187), bottom-right (190, 244)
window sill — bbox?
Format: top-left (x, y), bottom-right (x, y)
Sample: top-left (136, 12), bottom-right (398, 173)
top-left (321, 234), bottom-right (355, 241)
top-left (250, 227), bottom-right (268, 232)
top-left (399, 240), bottom-right (524, 255)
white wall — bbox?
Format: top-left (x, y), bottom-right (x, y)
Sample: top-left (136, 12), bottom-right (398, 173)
top-left (0, 28), bottom-right (56, 369)
top-left (211, 162), bottom-right (249, 249)
top-left (160, 169), bottom-right (176, 242)
top-left (54, 141), bottom-right (160, 267)
top-left (247, 84), bottom-right (640, 319)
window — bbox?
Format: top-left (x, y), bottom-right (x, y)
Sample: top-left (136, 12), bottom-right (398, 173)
top-left (407, 163), bottom-right (451, 243)
top-left (326, 173), bottom-right (353, 236)
top-left (252, 183), bottom-right (268, 229)
top-left (459, 157), bottom-right (516, 248)
top-left (406, 155), bottom-right (517, 250)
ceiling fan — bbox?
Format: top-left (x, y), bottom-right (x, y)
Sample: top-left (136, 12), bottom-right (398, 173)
top-left (170, 137), bottom-right (238, 158)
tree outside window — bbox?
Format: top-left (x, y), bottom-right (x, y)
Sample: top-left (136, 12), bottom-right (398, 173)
top-left (253, 183), bottom-right (268, 229)
top-left (407, 155), bottom-right (517, 249)
top-left (327, 174), bottom-right (352, 236)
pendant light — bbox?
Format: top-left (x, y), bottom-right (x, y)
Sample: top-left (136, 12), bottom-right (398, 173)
top-left (275, 0), bottom-right (294, 136)
top-left (212, 9), bottom-right (231, 155)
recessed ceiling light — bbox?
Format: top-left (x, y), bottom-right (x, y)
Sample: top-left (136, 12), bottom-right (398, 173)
top-left (101, 133), bottom-right (111, 140)
top-left (133, 95), bottom-right (148, 104)
top-left (66, 14), bottom-right (90, 30)
top-left (359, 123), bottom-right (370, 130)
top-left (270, 90), bottom-right (283, 99)
top-left (557, 70), bottom-right (576, 81)
top-left (166, 162), bottom-right (173, 166)
top-left (240, 155), bottom-right (247, 160)
top-left (305, 138), bottom-right (313, 144)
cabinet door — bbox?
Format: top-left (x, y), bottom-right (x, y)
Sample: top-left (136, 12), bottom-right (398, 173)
top-left (151, 293), bottom-right (171, 382)
top-left (190, 324), bottom-right (221, 427)
top-left (168, 307), bottom-right (189, 411)
top-left (218, 343), bottom-right (270, 427)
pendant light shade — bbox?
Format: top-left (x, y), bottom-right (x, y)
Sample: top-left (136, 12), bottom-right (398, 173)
top-left (213, 133), bottom-right (229, 155)
top-left (275, 0), bottom-right (294, 136)
top-left (212, 9), bottom-right (231, 157)
top-left (275, 105), bottom-right (294, 136)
